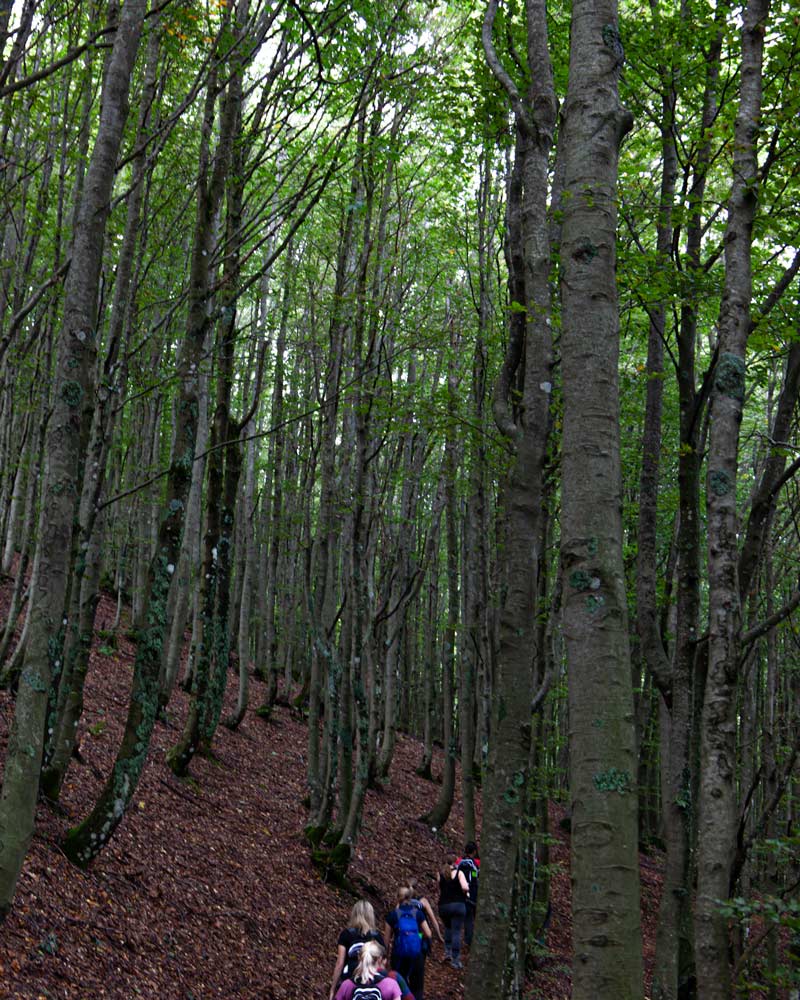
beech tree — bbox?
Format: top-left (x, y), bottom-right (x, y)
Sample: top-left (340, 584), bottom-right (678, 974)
top-left (0, 0), bottom-right (799, 992)
top-left (558, 0), bottom-right (643, 996)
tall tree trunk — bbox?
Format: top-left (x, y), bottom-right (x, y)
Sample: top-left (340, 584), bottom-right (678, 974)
top-left (558, 1), bottom-right (643, 996)
top-left (464, 3), bottom-right (556, 993)
top-left (41, 17), bottom-right (162, 801)
top-left (306, 114), bottom-right (364, 818)
top-left (420, 329), bottom-right (460, 833)
top-left (0, 0), bottom-right (148, 910)
top-left (60, 3), bottom-right (242, 866)
top-left (168, 46), bottom-right (250, 772)
top-left (696, 2), bottom-right (769, 995)
top-left (259, 251), bottom-right (291, 710)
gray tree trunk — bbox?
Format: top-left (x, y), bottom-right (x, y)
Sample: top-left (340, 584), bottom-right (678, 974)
top-left (160, 365), bottom-right (209, 705)
top-left (41, 17), bottom-right (162, 801)
top-left (696, 2), bottom-right (769, 994)
top-left (558, 1), bottom-right (643, 996)
top-left (464, 3), bottom-right (556, 994)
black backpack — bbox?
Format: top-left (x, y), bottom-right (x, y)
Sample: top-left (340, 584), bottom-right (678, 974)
top-left (458, 858), bottom-right (479, 905)
top-left (351, 976), bottom-right (384, 1000)
top-left (343, 931), bottom-right (381, 981)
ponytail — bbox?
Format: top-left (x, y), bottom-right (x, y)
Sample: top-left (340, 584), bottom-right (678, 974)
top-left (354, 940), bottom-right (385, 984)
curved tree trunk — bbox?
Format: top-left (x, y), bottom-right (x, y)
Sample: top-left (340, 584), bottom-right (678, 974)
top-left (41, 17), bottom-right (162, 801)
top-left (0, 0), bottom-right (147, 910)
top-left (61, 5), bottom-right (241, 865)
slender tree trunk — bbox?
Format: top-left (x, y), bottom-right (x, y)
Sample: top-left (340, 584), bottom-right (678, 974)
top-left (41, 18), bottom-right (162, 800)
top-left (416, 557), bottom-right (439, 780)
top-left (259, 250), bottom-right (291, 709)
top-left (421, 334), bottom-right (459, 833)
top-left (306, 116), bottom-right (363, 817)
top-left (168, 50), bottom-right (250, 771)
top-left (225, 418), bottom-right (257, 730)
top-left (696, 3), bottom-right (769, 994)
top-left (160, 367), bottom-right (209, 706)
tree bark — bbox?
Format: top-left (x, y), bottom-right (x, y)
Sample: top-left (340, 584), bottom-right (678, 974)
top-left (464, 4), bottom-right (557, 993)
top-left (558, 1), bottom-right (643, 996)
top-left (696, 3), bottom-right (770, 992)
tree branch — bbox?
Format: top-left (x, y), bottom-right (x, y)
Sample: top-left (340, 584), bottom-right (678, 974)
top-left (482, 0), bottom-right (534, 137)
top-left (740, 584), bottom-right (800, 651)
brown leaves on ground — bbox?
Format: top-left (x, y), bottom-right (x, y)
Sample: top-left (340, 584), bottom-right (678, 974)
top-left (0, 586), bottom-right (663, 999)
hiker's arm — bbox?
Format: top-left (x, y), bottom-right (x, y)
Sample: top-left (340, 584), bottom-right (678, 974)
top-left (329, 944), bottom-right (346, 1000)
top-left (384, 921), bottom-right (393, 952)
top-left (421, 898), bottom-right (443, 943)
top-left (421, 918), bottom-right (433, 941)
top-left (457, 870), bottom-right (469, 894)
top-left (334, 979), bottom-right (353, 1000)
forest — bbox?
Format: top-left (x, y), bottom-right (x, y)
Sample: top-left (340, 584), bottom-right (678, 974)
top-left (0, 0), bottom-right (798, 997)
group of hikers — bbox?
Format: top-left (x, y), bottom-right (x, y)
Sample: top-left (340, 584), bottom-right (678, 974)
top-left (328, 843), bottom-right (480, 1000)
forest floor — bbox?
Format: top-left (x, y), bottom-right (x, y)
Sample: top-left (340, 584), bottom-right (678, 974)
top-left (0, 586), bottom-right (664, 1000)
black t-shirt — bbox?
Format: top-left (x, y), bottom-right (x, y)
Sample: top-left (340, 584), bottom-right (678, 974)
top-left (439, 870), bottom-right (467, 908)
top-left (338, 927), bottom-right (385, 981)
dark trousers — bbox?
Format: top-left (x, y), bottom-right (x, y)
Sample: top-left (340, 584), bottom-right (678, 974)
top-left (392, 953), bottom-right (425, 1000)
top-left (439, 901), bottom-right (466, 959)
top-left (464, 902), bottom-right (476, 946)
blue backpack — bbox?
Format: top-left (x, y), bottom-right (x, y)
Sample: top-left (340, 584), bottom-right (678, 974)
top-left (392, 903), bottom-right (421, 959)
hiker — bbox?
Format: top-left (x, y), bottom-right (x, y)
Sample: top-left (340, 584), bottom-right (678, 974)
top-left (456, 841), bottom-right (479, 946)
top-left (405, 878), bottom-right (442, 997)
top-left (384, 886), bottom-right (432, 1000)
top-left (406, 878), bottom-right (444, 948)
top-left (335, 940), bottom-right (402, 1000)
top-left (438, 859), bottom-right (469, 968)
top-left (329, 900), bottom-right (386, 1000)
top-left (378, 955), bottom-right (416, 1000)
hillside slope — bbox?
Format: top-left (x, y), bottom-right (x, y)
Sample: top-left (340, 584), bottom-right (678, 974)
top-left (0, 590), bottom-right (660, 999)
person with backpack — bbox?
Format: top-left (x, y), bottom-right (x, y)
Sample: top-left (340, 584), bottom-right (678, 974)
top-left (329, 900), bottom-right (386, 1000)
top-left (334, 941), bottom-right (402, 1000)
top-left (456, 842), bottom-right (479, 947)
top-left (405, 878), bottom-right (442, 998)
top-left (384, 886), bottom-right (432, 1000)
top-left (438, 859), bottom-right (469, 968)
top-left (406, 878), bottom-right (444, 949)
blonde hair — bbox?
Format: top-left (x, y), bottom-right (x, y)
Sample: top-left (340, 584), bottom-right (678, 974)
top-left (396, 885), bottom-right (413, 904)
top-left (349, 899), bottom-right (378, 935)
top-left (354, 940), bottom-right (385, 983)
